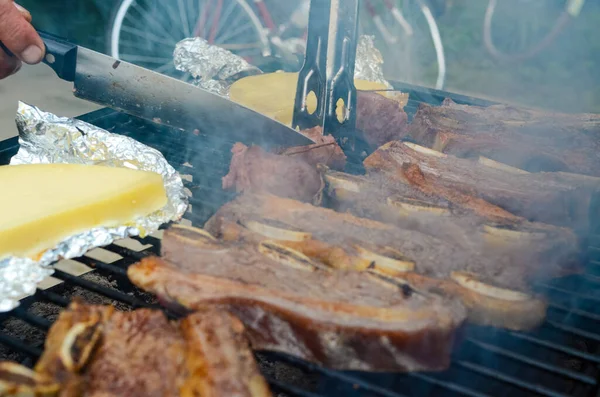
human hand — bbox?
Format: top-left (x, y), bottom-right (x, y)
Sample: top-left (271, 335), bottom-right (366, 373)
top-left (0, 1), bottom-right (45, 79)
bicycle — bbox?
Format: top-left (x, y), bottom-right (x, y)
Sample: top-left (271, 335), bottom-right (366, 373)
top-left (107, 0), bottom-right (447, 89)
top-left (483, 0), bottom-right (586, 63)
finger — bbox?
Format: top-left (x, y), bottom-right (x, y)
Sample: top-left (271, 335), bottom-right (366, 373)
top-left (0, 48), bottom-right (21, 79)
top-left (13, 3), bottom-right (31, 23)
top-left (0, 0), bottom-right (44, 64)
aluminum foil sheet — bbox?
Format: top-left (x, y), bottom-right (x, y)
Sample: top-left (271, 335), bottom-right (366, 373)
top-left (355, 35), bottom-right (393, 89)
top-left (0, 102), bottom-right (188, 312)
top-left (173, 35), bottom-right (392, 97)
top-left (173, 37), bottom-right (261, 97)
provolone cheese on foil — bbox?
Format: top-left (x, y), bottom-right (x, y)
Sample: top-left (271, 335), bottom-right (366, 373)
top-left (0, 164), bottom-right (167, 259)
top-left (229, 72), bottom-right (388, 126)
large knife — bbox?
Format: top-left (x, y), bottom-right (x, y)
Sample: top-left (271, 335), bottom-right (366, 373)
top-left (2, 31), bottom-right (312, 148)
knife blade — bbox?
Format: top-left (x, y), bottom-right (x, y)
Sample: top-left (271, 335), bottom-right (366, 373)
top-left (2, 31), bottom-right (313, 149)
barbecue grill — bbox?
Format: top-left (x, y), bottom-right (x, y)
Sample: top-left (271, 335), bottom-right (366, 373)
top-left (1, 82), bottom-right (599, 397)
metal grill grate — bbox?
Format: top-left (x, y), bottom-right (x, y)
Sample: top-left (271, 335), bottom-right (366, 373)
top-left (0, 83), bottom-right (599, 397)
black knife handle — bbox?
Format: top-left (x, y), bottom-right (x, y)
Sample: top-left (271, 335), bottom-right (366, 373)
top-left (0, 30), bottom-right (77, 81)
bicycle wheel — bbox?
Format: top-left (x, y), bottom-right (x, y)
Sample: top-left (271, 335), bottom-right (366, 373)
top-left (483, 0), bottom-right (580, 62)
top-left (107, 0), bottom-right (269, 78)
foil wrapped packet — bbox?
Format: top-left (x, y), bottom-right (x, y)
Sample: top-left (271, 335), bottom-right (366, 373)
top-left (0, 102), bottom-right (188, 312)
top-left (173, 34), bottom-right (392, 96)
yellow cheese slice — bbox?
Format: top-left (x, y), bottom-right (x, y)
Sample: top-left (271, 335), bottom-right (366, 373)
top-left (0, 164), bottom-right (168, 260)
top-left (229, 72), bottom-right (389, 126)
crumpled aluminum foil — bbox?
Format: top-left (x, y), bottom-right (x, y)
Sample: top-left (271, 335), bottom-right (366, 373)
top-left (173, 34), bottom-right (392, 97)
top-left (173, 37), bottom-right (262, 96)
top-left (0, 102), bottom-right (188, 312)
top-left (354, 35), bottom-right (393, 89)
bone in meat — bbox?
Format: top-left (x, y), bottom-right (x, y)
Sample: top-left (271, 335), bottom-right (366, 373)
top-left (23, 301), bottom-right (272, 397)
top-left (128, 223), bottom-right (468, 372)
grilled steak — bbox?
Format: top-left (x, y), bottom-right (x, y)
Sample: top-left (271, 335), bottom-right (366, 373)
top-left (356, 91), bottom-right (409, 148)
top-left (222, 142), bottom-right (324, 204)
top-left (128, 224), bottom-right (468, 372)
top-left (201, 194), bottom-right (547, 330)
top-left (364, 141), bottom-right (599, 234)
top-left (277, 126), bottom-right (347, 170)
top-left (322, 169), bottom-right (582, 276)
top-left (26, 301), bottom-right (271, 397)
top-left (408, 99), bottom-right (600, 176)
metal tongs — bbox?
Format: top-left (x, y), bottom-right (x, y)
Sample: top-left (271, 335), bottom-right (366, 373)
top-left (292, 0), bottom-right (360, 155)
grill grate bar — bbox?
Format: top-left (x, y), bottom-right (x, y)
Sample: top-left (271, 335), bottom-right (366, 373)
top-left (267, 379), bottom-right (327, 397)
top-left (264, 353), bottom-right (407, 397)
top-left (507, 331), bottom-right (600, 365)
top-left (406, 372), bottom-right (491, 397)
top-left (535, 283), bottom-right (600, 304)
top-left (76, 257), bottom-right (129, 277)
top-left (455, 361), bottom-right (571, 397)
top-left (51, 270), bottom-right (148, 308)
top-left (546, 321), bottom-right (600, 344)
top-left (465, 338), bottom-right (596, 385)
top-left (11, 307), bottom-right (52, 331)
top-left (547, 302), bottom-right (600, 323)
top-left (35, 289), bottom-right (70, 307)
top-left (103, 244), bottom-right (154, 261)
top-left (0, 333), bottom-right (43, 359)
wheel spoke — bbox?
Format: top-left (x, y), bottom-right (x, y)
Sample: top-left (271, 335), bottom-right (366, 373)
top-left (177, 0), bottom-right (192, 37)
top-left (120, 54), bottom-right (174, 63)
top-left (211, 0), bottom-right (238, 41)
top-left (131, 2), bottom-right (179, 42)
top-left (215, 21), bottom-right (253, 45)
top-left (121, 25), bottom-right (176, 47)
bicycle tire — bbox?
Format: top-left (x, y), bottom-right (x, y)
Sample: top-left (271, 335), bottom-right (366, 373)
top-left (483, 0), bottom-right (574, 63)
top-left (106, 0), bottom-right (269, 76)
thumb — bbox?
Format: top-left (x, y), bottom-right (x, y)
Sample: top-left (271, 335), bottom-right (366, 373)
top-left (0, 0), bottom-right (45, 64)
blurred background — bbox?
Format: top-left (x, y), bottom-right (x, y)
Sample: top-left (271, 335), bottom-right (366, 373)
top-left (15, 0), bottom-right (600, 113)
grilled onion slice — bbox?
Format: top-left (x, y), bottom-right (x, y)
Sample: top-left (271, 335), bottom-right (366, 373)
top-left (386, 196), bottom-right (450, 217)
top-left (244, 219), bottom-right (312, 242)
top-left (258, 240), bottom-right (329, 272)
top-left (482, 223), bottom-right (546, 244)
top-left (323, 172), bottom-right (364, 193)
top-left (0, 362), bottom-right (59, 396)
top-left (450, 271), bottom-right (531, 302)
top-left (354, 244), bottom-right (415, 275)
top-left (59, 321), bottom-right (102, 372)
top-left (478, 156), bottom-right (530, 175)
top-left (403, 142), bottom-right (447, 158)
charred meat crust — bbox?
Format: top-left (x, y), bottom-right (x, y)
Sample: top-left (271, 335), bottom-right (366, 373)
top-left (363, 141), bottom-right (598, 234)
top-left (222, 143), bottom-right (324, 204)
top-left (322, 169), bottom-right (582, 280)
top-left (407, 99), bottom-right (600, 176)
top-left (128, 226), bottom-right (467, 372)
top-left (201, 194), bottom-right (548, 330)
top-left (31, 301), bottom-right (271, 397)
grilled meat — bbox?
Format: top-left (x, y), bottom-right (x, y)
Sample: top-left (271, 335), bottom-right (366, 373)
top-left (128, 224), bottom-right (468, 372)
top-left (364, 141), bottom-right (599, 234)
top-left (322, 169), bottom-right (582, 277)
top-left (21, 301), bottom-right (271, 397)
top-left (277, 126), bottom-right (347, 170)
top-left (222, 143), bottom-right (324, 204)
top-left (200, 194), bottom-right (547, 330)
top-left (408, 99), bottom-right (600, 176)
top-left (356, 91), bottom-right (410, 149)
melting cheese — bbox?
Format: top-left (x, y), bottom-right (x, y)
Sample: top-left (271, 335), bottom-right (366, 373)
top-left (229, 72), bottom-right (389, 126)
top-left (0, 164), bottom-right (168, 259)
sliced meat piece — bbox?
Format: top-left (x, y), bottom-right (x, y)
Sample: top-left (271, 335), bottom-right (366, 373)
top-left (222, 143), bottom-right (324, 204)
top-left (356, 91), bottom-right (410, 148)
top-left (363, 141), bottom-right (599, 234)
top-left (128, 224), bottom-right (467, 372)
top-left (408, 100), bottom-right (600, 176)
top-left (201, 194), bottom-right (547, 330)
top-left (322, 169), bottom-right (582, 278)
top-left (277, 126), bottom-right (347, 170)
top-left (31, 301), bottom-right (271, 397)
